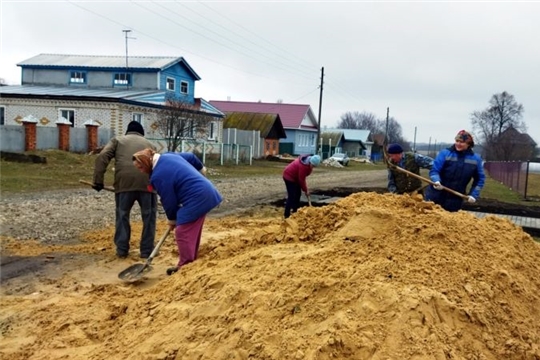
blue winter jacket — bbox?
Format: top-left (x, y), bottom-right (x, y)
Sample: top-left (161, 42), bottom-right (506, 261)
top-left (150, 153), bottom-right (222, 225)
top-left (424, 145), bottom-right (485, 212)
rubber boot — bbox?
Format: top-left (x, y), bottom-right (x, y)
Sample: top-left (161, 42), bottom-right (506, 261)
top-left (166, 266), bottom-right (179, 276)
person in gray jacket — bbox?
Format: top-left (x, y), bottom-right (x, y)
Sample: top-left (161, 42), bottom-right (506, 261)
top-left (92, 121), bottom-right (157, 259)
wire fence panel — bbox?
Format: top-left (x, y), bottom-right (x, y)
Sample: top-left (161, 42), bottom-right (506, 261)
top-left (484, 161), bottom-right (532, 199)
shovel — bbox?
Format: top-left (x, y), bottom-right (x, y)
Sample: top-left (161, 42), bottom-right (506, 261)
top-left (381, 142), bottom-right (468, 201)
top-left (79, 179), bottom-right (115, 192)
top-left (118, 228), bottom-right (171, 282)
top-left (388, 163), bottom-right (469, 200)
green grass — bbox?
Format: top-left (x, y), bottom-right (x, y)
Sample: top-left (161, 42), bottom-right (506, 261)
top-left (0, 151), bottom-right (386, 195)
top-left (0, 150), bottom-right (114, 194)
top-left (0, 150), bottom-right (536, 207)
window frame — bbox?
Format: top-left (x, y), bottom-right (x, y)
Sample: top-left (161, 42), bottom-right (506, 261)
top-left (208, 121), bottom-right (216, 140)
top-left (166, 77), bottom-right (176, 91)
top-left (132, 113), bottom-right (143, 123)
top-left (113, 73), bottom-right (131, 86)
top-left (180, 81), bottom-right (189, 94)
top-left (0, 106), bottom-right (5, 125)
top-left (59, 108), bottom-right (76, 127)
top-left (69, 71), bottom-right (87, 84)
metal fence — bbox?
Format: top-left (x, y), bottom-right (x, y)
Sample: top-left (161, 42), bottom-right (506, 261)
top-left (1, 125), bottom-right (260, 166)
top-left (484, 161), bottom-right (539, 199)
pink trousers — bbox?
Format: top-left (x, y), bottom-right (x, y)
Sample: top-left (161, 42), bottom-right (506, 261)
top-left (174, 215), bottom-right (206, 268)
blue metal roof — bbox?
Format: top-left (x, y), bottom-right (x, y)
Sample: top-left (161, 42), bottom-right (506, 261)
top-left (17, 53), bottom-right (201, 80)
top-left (324, 128), bottom-right (372, 142)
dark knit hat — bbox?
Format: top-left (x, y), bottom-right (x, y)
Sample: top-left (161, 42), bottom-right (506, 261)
top-left (455, 130), bottom-right (474, 147)
top-left (387, 143), bottom-right (403, 154)
top-left (126, 121), bottom-right (145, 136)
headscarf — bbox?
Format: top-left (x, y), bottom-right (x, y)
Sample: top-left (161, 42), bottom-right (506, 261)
top-left (455, 130), bottom-right (474, 147)
top-left (132, 148), bottom-right (156, 174)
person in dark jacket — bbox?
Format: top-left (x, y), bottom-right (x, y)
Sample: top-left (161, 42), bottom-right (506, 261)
top-left (386, 143), bottom-right (434, 195)
top-left (424, 130), bottom-right (485, 212)
top-left (92, 121), bottom-right (157, 259)
top-left (282, 154), bottom-right (321, 218)
top-left (132, 148), bottom-right (222, 275)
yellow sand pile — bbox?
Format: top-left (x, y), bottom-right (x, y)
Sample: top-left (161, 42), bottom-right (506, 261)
top-left (1, 192), bottom-right (539, 360)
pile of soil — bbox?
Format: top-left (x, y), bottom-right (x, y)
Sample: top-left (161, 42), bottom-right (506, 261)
top-left (1, 192), bottom-right (539, 360)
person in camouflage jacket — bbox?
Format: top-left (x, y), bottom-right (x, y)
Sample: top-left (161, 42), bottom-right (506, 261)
top-left (386, 143), bottom-right (434, 195)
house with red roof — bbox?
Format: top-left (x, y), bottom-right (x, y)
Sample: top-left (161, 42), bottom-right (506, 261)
top-left (209, 100), bottom-right (319, 155)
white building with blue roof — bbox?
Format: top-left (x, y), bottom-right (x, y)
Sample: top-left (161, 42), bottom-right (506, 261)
top-left (0, 53), bottom-right (224, 140)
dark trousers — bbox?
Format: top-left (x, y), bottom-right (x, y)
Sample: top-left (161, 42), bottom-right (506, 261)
top-left (284, 178), bottom-right (302, 218)
top-left (114, 191), bottom-right (157, 256)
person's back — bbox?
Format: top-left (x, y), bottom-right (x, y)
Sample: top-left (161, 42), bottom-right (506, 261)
top-left (92, 121), bottom-right (157, 259)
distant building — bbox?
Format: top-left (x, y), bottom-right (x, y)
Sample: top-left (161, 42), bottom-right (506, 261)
top-left (210, 100), bottom-right (318, 155)
top-left (321, 128), bottom-right (372, 159)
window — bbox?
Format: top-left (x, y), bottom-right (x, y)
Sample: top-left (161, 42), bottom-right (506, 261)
top-left (132, 113), bottom-right (143, 123)
top-left (70, 71), bottom-right (86, 84)
top-left (208, 122), bottom-right (216, 140)
top-left (0, 106), bottom-right (5, 125)
top-left (166, 77), bottom-right (175, 91)
top-left (114, 73), bottom-right (131, 85)
top-left (180, 81), bottom-right (188, 94)
top-left (59, 109), bottom-right (75, 127)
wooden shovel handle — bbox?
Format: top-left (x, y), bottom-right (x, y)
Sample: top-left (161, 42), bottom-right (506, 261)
top-left (79, 179), bottom-right (115, 192)
top-left (388, 164), bottom-right (469, 200)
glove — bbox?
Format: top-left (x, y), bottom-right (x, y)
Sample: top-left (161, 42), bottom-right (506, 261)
top-left (433, 181), bottom-right (443, 190)
top-left (92, 183), bottom-right (104, 192)
top-left (467, 196), bottom-right (476, 203)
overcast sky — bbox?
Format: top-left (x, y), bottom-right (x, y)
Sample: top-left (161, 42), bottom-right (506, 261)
top-left (1, 1), bottom-right (538, 145)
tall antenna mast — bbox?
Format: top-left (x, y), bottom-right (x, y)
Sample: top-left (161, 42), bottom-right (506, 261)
top-left (122, 30), bottom-right (136, 89)
top-left (122, 30), bottom-right (132, 68)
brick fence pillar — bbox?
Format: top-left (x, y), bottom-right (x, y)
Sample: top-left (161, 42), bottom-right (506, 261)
top-left (83, 120), bottom-right (101, 153)
top-left (56, 117), bottom-right (72, 151)
top-left (22, 115), bottom-right (39, 151)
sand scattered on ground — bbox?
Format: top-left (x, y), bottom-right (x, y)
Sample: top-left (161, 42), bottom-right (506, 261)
top-left (1, 192), bottom-right (539, 360)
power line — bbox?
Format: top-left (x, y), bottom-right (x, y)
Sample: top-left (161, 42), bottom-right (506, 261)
top-left (131, 0), bottom-right (315, 81)
top-left (66, 1), bottom-right (313, 87)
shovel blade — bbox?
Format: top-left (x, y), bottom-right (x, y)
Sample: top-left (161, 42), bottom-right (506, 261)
top-left (118, 263), bottom-right (152, 282)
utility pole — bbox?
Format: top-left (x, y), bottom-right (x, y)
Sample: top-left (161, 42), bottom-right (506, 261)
top-left (384, 107), bottom-right (390, 143)
top-left (122, 30), bottom-right (135, 89)
top-left (316, 66), bottom-right (324, 156)
top-left (413, 126), bottom-right (417, 152)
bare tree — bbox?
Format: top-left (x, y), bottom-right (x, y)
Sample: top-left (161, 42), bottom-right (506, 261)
top-left (155, 99), bottom-right (215, 152)
top-left (337, 111), bottom-right (381, 132)
top-left (384, 117), bottom-right (407, 148)
top-left (470, 91), bottom-right (526, 160)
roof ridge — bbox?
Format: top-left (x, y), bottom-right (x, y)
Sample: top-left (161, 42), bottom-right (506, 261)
top-left (210, 100), bottom-right (309, 107)
top-left (37, 53), bottom-right (179, 59)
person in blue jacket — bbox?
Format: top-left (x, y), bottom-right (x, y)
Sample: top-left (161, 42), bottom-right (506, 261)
top-left (424, 130), bottom-right (485, 212)
top-left (132, 148), bottom-right (222, 275)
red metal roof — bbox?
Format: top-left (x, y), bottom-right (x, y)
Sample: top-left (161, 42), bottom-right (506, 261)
top-left (209, 100), bottom-right (313, 129)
